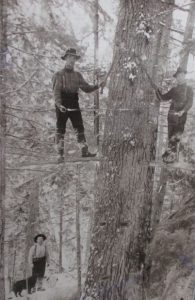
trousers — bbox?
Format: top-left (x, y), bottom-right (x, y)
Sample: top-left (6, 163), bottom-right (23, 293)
top-left (55, 106), bottom-right (86, 143)
top-left (167, 111), bottom-right (187, 152)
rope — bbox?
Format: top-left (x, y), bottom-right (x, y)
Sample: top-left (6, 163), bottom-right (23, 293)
top-left (6, 158), bottom-right (195, 172)
top-left (5, 104), bottom-right (195, 115)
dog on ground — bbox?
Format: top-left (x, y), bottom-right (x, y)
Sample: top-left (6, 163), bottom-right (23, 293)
top-left (12, 276), bottom-right (36, 297)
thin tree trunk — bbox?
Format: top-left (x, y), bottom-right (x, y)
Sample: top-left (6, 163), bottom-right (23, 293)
top-left (151, 0), bottom-right (195, 233)
top-left (151, 0), bottom-right (174, 233)
top-left (94, 0), bottom-right (100, 147)
top-left (24, 180), bottom-right (39, 277)
top-left (59, 192), bottom-right (63, 273)
top-left (76, 164), bottom-right (82, 296)
top-left (12, 240), bottom-right (17, 288)
top-left (0, 0), bottom-right (7, 298)
top-left (180, 0), bottom-right (195, 69)
top-left (82, 1), bottom-right (170, 300)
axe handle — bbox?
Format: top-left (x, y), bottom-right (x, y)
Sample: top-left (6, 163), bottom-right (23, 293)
top-left (100, 59), bottom-right (115, 94)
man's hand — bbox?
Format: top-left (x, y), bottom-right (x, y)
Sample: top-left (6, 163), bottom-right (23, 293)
top-left (176, 110), bottom-right (185, 117)
top-left (58, 105), bottom-right (66, 113)
top-left (99, 80), bottom-right (107, 89)
top-left (99, 80), bottom-right (107, 94)
top-left (156, 89), bottom-right (162, 101)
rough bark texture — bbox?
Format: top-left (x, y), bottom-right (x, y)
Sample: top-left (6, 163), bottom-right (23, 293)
top-left (76, 165), bottom-right (82, 296)
top-left (151, 0), bottom-right (174, 233)
top-left (94, 0), bottom-right (100, 147)
top-left (151, 0), bottom-right (195, 234)
top-left (82, 1), bottom-right (170, 299)
top-left (59, 191), bottom-right (63, 273)
top-left (180, 0), bottom-right (195, 69)
top-left (0, 0), bottom-right (7, 298)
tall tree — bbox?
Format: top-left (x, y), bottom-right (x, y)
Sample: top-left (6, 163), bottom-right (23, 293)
top-left (93, 0), bottom-right (100, 147)
top-left (151, 0), bottom-right (195, 232)
top-left (0, 0), bottom-right (7, 298)
top-left (180, 0), bottom-right (195, 69)
top-left (151, 0), bottom-right (174, 232)
top-left (24, 180), bottom-right (39, 277)
top-left (59, 191), bottom-right (63, 273)
top-left (76, 164), bottom-right (82, 296)
top-left (82, 1), bottom-right (171, 299)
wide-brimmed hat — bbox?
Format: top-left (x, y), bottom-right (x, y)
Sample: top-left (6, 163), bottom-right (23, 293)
top-left (173, 66), bottom-right (187, 78)
top-left (61, 48), bottom-right (81, 60)
top-left (34, 234), bottom-right (47, 243)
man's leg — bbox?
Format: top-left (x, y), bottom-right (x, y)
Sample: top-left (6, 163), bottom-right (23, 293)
top-left (55, 106), bottom-right (68, 162)
top-left (168, 114), bottom-right (186, 152)
top-left (36, 277), bottom-right (44, 291)
top-left (162, 117), bottom-right (178, 162)
top-left (69, 110), bottom-right (96, 157)
top-left (163, 114), bottom-right (186, 163)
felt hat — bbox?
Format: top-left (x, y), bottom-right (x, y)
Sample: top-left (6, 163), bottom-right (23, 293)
top-left (34, 234), bottom-right (47, 243)
top-left (61, 48), bottom-right (81, 60)
top-left (173, 66), bottom-right (187, 78)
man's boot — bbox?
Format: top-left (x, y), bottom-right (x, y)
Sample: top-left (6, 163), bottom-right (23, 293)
top-left (55, 134), bottom-right (64, 163)
top-left (81, 144), bottom-right (96, 158)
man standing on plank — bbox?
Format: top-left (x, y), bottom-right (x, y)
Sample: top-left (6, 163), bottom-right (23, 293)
top-left (156, 67), bottom-right (193, 163)
top-left (52, 48), bottom-right (106, 163)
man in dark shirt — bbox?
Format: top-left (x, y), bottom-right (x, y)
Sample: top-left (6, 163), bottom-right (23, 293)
top-left (53, 48), bottom-right (106, 163)
top-left (156, 67), bottom-right (193, 163)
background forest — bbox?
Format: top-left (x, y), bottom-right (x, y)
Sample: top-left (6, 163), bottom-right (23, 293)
top-left (0, 0), bottom-right (195, 300)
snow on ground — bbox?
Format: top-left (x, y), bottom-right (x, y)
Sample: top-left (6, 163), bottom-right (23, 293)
top-left (7, 274), bottom-right (78, 300)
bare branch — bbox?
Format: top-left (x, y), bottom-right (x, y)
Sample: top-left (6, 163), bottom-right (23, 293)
top-left (160, 0), bottom-right (190, 12)
top-left (0, 70), bottom-right (37, 95)
top-left (159, 22), bottom-right (184, 35)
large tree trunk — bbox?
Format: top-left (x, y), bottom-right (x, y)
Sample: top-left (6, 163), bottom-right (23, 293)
top-left (82, 1), bottom-right (170, 300)
top-left (0, 0), bottom-right (7, 298)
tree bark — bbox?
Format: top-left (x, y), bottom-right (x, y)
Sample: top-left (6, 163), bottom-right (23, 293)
top-left (151, 0), bottom-right (195, 233)
top-left (151, 0), bottom-right (174, 233)
top-left (76, 164), bottom-right (82, 296)
top-left (82, 1), bottom-right (170, 300)
top-left (24, 180), bottom-right (39, 277)
top-left (59, 191), bottom-right (63, 273)
top-left (94, 0), bottom-right (100, 147)
top-left (180, 0), bottom-right (195, 69)
top-left (0, 0), bottom-right (7, 298)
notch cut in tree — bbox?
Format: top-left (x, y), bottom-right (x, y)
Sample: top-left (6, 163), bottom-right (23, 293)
top-left (82, 1), bottom-right (171, 300)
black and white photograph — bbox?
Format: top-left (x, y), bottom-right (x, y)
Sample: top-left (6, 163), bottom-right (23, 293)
top-left (0, 0), bottom-right (195, 299)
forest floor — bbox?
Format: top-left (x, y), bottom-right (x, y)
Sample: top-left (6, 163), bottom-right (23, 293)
top-left (7, 273), bottom-right (77, 300)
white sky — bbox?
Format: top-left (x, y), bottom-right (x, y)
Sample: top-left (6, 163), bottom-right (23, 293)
top-left (17, 0), bottom-right (195, 75)
top-left (70, 0), bottom-right (195, 76)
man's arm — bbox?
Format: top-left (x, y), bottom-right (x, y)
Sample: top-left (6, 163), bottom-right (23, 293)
top-left (45, 245), bottom-right (50, 265)
top-left (52, 73), bottom-right (63, 107)
top-left (28, 246), bottom-right (34, 266)
top-left (156, 87), bottom-right (175, 101)
top-left (79, 73), bottom-right (99, 93)
top-left (183, 86), bottom-right (193, 112)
